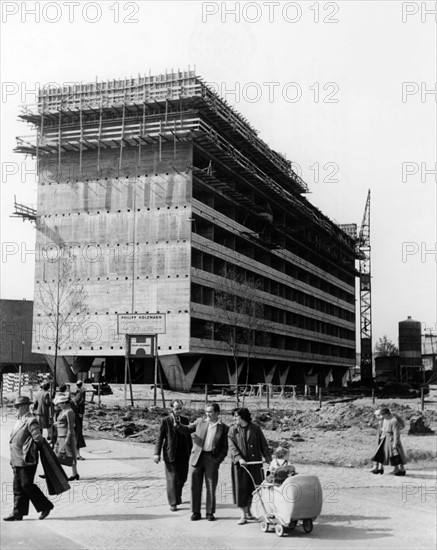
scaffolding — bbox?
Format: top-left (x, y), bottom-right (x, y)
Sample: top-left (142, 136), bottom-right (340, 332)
top-left (14, 69), bottom-right (356, 255)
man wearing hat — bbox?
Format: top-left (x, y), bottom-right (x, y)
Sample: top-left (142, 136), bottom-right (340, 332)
top-left (4, 395), bottom-right (54, 521)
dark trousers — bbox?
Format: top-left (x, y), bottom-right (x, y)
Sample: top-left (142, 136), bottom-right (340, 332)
top-left (165, 460), bottom-right (189, 506)
top-left (191, 451), bottom-right (219, 515)
top-left (12, 465), bottom-right (53, 517)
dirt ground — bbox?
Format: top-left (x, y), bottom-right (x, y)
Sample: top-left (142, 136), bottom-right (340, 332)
top-left (3, 384), bottom-right (436, 469)
top-left (80, 385), bottom-right (437, 469)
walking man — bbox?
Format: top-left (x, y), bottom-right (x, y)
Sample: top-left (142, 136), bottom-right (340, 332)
top-left (33, 381), bottom-right (52, 438)
top-left (4, 396), bottom-right (54, 521)
top-left (154, 399), bottom-right (192, 511)
top-left (179, 402), bottom-right (229, 521)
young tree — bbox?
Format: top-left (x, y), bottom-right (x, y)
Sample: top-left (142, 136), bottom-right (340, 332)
top-left (214, 267), bottom-right (264, 401)
top-left (374, 335), bottom-right (399, 357)
top-left (38, 250), bottom-right (89, 391)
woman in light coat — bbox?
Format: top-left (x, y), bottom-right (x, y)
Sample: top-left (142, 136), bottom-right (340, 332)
top-left (53, 394), bottom-right (80, 481)
top-left (380, 407), bottom-right (406, 476)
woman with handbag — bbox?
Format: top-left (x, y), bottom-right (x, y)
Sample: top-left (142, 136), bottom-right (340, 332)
top-left (53, 394), bottom-right (80, 481)
top-left (380, 407), bottom-right (407, 476)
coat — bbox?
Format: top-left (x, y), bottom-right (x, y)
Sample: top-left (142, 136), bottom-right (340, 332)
top-left (9, 412), bottom-right (44, 467)
top-left (33, 389), bottom-right (52, 429)
top-left (154, 414), bottom-right (192, 463)
top-left (179, 418), bottom-right (229, 467)
top-left (39, 439), bottom-right (71, 495)
top-left (228, 423), bottom-right (272, 493)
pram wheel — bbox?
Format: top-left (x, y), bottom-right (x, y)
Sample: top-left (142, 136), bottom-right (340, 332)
top-left (275, 524), bottom-right (285, 537)
top-left (260, 519), bottom-right (270, 533)
top-left (302, 519), bottom-right (313, 533)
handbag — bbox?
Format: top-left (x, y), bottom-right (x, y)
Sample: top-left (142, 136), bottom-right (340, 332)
top-left (389, 453), bottom-right (403, 466)
top-left (57, 445), bottom-right (74, 467)
top-left (23, 435), bottom-right (38, 465)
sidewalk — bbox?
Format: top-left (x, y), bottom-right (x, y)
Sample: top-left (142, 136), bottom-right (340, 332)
top-left (1, 415), bottom-right (436, 550)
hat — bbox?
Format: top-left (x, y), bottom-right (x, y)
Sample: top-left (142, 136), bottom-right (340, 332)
top-left (14, 395), bottom-right (31, 407)
top-left (76, 380), bottom-right (83, 386)
top-left (54, 394), bottom-right (70, 405)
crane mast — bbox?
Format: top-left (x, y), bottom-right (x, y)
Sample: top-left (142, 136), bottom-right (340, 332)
top-left (359, 190), bottom-right (373, 385)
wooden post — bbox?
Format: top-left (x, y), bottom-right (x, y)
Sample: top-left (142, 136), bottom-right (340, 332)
top-left (204, 384), bottom-right (208, 404)
top-left (421, 387), bottom-right (425, 411)
top-left (153, 336), bottom-right (158, 407)
top-left (372, 388), bottom-right (375, 404)
top-left (266, 384), bottom-right (270, 410)
top-left (124, 335), bottom-right (129, 408)
top-left (318, 387), bottom-right (322, 408)
top-left (157, 359), bottom-right (166, 408)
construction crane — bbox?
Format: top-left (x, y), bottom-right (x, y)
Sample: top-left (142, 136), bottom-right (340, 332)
top-left (358, 190), bottom-right (373, 385)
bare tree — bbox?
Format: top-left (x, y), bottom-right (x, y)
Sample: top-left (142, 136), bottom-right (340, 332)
top-left (214, 267), bottom-right (264, 401)
top-left (38, 251), bottom-right (88, 391)
top-left (374, 335), bottom-right (399, 357)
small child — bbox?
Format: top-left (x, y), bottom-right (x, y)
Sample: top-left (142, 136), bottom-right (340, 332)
top-left (266, 446), bottom-right (296, 484)
top-left (269, 446), bottom-right (291, 475)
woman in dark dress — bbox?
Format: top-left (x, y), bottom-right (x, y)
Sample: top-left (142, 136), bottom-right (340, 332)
top-left (228, 407), bottom-right (272, 525)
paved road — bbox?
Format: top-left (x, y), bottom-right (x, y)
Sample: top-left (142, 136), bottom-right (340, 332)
top-left (1, 413), bottom-right (436, 549)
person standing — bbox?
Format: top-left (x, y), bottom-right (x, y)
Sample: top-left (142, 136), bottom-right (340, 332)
top-left (228, 407), bottom-right (272, 524)
top-left (380, 407), bottom-right (407, 476)
top-left (3, 396), bottom-right (54, 521)
top-left (53, 394), bottom-right (80, 481)
top-left (370, 409), bottom-right (385, 474)
top-left (153, 399), bottom-right (193, 511)
top-left (72, 381), bottom-right (86, 460)
top-left (33, 381), bottom-right (53, 439)
top-left (178, 402), bottom-right (229, 521)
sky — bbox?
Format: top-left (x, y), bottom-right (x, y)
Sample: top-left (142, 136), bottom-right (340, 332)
top-left (0, 0), bottom-right (436, 348)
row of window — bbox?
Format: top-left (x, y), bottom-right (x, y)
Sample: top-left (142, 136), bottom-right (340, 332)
top-left (190, 318), bottom-right (355, 359)
top-left (191, 283), bottom-right (354, 342)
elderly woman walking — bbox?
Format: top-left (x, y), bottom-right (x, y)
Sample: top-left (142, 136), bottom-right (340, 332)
top-left (53, 394), bottom-right (80, 481)
top-left (228, 407), bottom-right (272, 524)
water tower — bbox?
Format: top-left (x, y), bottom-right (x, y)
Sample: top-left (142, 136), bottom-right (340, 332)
top-left (398, 316), bottom-right (422, 384)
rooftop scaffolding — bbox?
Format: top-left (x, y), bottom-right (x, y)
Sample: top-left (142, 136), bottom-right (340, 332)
top-left (16, 70), bottom-right (307, 193)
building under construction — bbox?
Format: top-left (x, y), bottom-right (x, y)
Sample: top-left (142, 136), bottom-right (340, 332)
top-left (15, 70), bottom-right (358, 390)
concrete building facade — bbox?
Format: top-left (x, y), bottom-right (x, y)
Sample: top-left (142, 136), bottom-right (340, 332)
top-left (16, 70), bottom-right (357, 390)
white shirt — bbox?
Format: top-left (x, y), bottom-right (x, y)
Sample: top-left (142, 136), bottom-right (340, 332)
top-left (203, 421), bottom-right (220, 452)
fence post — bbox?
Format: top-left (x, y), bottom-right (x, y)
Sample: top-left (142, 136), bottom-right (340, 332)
top-left (421, 387), bottom-right (425, 411)
top-left (266, 384), bottom-right (270, 409)
top-left (318, 387), bottom-right (322, 408)
top-left (205, 384), bottom-right (208, 404)
top-left (372, 388), bottom-right (375, 405)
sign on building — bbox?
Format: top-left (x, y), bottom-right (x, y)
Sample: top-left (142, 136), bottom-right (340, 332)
top-left (117, 313), bottom-right (166, 335)
top-left (129, 335), bottom-right (155, 357)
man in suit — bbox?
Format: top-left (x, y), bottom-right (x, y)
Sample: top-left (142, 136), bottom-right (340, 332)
top-left (33, 381), bottom-right (52, 438)
top-left (153, 399), bottom-right (192, 511)
top-left (4, 396), bottom-right (54, 521)
top-left (178, 402), bottom-right (229, 522)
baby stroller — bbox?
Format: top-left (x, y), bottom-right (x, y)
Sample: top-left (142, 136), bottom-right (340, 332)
top-left (244, 462), bottom-right (323, 537)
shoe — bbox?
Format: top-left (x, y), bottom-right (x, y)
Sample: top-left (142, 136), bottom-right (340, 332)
top-left (176, 498), bottom-right (182, 505)
top-left (371, 468), bottom-right (384, 474)
top-left (395, 471), bottom-right (406, 477)
top-left (170, 505), bottom-right (178, 512)
top-left (237, 518), bottom-right (247, 525)
top-left (68, 474), bottom-right (80, 481)
top-left (77, 456), bottom-right (85, 461)
top-left (389, 470), bottom-right (399, 475)
top-left (206, 513), bottom-right (215, 521)
top-left (246, 513), bottom-right (255, 520)
top-left (379, 468), bottom-right (384, 474)
top-left (191, 513), bottom-right (201, 521)
top-left (3, 514), bottom-right (23, 521)
top-left (39, 509), bottom-right (52, 520)
top-left (39, 475), bottom-right (46, 479)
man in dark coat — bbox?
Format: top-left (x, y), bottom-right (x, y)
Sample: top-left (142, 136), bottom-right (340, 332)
top-left (33, 381), bottom-right (52, 437)
top-left (4, 396), bottom-right (54, 521)
top-left (153, 399), bottom-right (192, 511)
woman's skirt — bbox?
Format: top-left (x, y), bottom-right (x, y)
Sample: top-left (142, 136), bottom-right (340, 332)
top-left (54, 434), bottom-right (78, 466)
